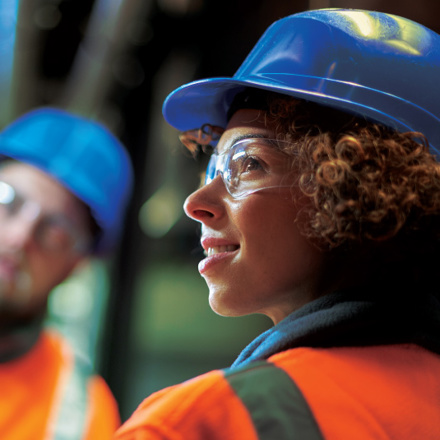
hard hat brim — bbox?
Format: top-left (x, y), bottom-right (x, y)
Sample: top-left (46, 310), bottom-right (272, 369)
top-left (162, 75), bottom-right (440, 155)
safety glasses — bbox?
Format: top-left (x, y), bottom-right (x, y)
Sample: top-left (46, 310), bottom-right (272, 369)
top-left (205, 137), bottom-right (294, 198)
top-left (0, 180), bottom-right (91, 253)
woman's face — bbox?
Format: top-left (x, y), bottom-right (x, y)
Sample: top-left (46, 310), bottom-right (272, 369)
top-left (184, 109), bottom-right (328, 324)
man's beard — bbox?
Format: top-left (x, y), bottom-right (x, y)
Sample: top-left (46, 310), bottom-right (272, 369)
top-left (0, 259), bottom-right (33, 313)
top-left (0, 265), bottom-right (43, 361)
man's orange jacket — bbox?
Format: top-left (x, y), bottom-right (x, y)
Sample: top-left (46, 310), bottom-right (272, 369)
top-left (0, 329), bottom-right (120, 440)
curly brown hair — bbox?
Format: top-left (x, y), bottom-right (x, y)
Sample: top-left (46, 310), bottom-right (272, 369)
top-left (259, 95), bottom-right (440, 268)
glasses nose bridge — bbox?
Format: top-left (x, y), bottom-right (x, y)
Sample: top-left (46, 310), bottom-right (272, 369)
top-left (208, 161), bottom-right (234, 197)
top-left (3, 211), bottom-right (41, 250)
top-left (206, 151), bottom-right (224, 182)
top-left (6, 197), bottom-right (42, 225)
top-left (204, 150), bottom-right (239, 198)
top-left (20, 199), bottom-right (42, 222)
top-left (1, 190), bottom-right (43, 245)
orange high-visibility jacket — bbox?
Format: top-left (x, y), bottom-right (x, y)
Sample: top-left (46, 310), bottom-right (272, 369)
top-left (115, 343), bottom-right (440, 439)
top-left (0, 329), bottom-right (120, 440)
top-left (116, 287), bottom-right (440, 440)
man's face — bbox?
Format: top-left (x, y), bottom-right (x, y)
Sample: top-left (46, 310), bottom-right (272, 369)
top-left (0, 162), bottom-right (91, 315)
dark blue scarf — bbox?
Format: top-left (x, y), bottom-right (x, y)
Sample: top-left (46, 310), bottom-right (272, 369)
top-left (232, 288), bottom-right (440, 368)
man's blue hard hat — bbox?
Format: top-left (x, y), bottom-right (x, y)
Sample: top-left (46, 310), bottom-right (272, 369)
top-left (0, 107), bottom-right (134, 254)
top-left (163, 8), bottom-right (440, 155)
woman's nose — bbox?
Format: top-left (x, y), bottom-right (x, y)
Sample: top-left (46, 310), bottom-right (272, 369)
top-left (183, 176), bottom-right (225, 223)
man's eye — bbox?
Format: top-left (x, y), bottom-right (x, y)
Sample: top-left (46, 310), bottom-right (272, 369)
top-left (40, 224), bottom-right (72, 249)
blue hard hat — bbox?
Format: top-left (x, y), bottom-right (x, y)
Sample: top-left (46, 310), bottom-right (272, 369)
top-left (0, 107), bottom-right (134, 254)
top-left (163, 8), bottom-right (440, 155)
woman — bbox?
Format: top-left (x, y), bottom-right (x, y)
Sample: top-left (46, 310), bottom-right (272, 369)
top-left (116, 9), bottom-right (440, 439)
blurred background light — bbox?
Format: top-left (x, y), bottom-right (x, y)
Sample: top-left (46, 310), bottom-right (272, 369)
top-left (34, 4), bottom-right (62, 30)
top-left (139, 184), bottom-right (182, 238)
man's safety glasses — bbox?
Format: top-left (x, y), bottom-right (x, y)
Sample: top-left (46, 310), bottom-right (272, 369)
top-left (0, 180), bottom-right (91, 253)
top-left (205, 138), bottom-right (294, 198)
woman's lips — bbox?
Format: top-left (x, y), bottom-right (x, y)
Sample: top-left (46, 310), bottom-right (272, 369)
top-left (198, 248), bottom-right (239, 274)
top-left (199, 237), bottom-right (239, 275)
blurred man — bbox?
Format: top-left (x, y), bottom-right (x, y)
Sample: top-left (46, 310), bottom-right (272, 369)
top-left (0, 107), bottom-right (133, 439)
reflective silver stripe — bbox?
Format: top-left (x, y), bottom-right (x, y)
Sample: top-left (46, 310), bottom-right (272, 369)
top-left (225, 361), bottom-right (324, 440)
top-left (46, 338), bottom-right (92, 440)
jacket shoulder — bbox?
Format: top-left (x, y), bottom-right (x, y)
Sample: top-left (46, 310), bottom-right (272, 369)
top-left (224, 360), bottom-right (323, 440)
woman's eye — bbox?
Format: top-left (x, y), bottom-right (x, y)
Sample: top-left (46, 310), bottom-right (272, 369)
top-left (240, 156), bottom-right (264, 174)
